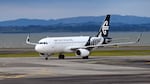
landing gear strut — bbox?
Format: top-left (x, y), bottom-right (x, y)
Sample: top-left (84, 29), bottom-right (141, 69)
top-left (40, 53), bottom-right (50, 60)
top-left (59, 54), bottom-right (65, 59)
top-left (82, 56), bottom-right (89, 59)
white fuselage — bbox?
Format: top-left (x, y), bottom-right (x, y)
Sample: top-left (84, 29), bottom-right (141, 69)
top-left (35, 36), bottom-right (89, 54)
top-left (35, 36), bottom-right (103, 54)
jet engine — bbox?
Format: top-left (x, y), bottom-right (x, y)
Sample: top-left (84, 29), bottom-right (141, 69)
top-left (75, 49), bottom-right (90, 57)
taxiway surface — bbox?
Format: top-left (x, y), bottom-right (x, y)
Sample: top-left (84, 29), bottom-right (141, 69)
top-left (0, 56), bottom-right (150, 84)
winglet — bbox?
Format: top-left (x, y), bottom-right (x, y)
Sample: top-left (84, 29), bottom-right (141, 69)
top-left (26, 34), bottom-right (30, 43)
top-left (26, 34), bottom-right (37, 45)
top-left (136, 33), bottom-right (142, 43)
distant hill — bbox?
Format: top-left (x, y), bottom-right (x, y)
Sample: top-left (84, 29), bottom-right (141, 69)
top-left (0, 15), bottom-right (150, 33)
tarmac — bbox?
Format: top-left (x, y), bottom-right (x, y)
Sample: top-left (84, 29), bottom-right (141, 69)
top-left (0, 56), bottom-right (150, 84)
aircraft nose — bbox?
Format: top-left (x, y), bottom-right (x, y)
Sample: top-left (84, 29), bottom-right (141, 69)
top-left (35, 45), bottom-right (43, 53)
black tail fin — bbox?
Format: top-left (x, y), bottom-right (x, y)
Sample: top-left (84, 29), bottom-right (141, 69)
top-left (96, 15), bottom-right (110, 37)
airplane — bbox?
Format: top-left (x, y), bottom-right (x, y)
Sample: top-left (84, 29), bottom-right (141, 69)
top-left (26, 15), bottom-right (141, 60)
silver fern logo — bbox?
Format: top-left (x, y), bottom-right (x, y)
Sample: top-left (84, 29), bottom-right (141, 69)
top-left (102, 21), bottom-right (109, 35)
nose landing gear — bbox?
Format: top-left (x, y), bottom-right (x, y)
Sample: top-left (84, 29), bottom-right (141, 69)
top-left (40, 53), bottom-right (50, 60)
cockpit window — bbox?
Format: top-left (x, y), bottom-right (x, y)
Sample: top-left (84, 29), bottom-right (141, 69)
top-left (39, 42), bottom-right (48, 44)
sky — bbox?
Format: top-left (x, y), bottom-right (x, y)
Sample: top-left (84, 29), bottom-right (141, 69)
top-left (0, 0), bottom-right (149, 21)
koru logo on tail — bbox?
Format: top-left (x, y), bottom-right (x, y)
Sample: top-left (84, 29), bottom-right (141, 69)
top-left (102, 21), bottom-right (109, 35)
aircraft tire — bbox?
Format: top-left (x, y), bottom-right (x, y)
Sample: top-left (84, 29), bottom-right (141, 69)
top-left (82, 56), bottom-right (89, 59)
top-left (45, 57), bottom-right (48, 60)
top-left (59, 55), bottom-right (65, 59)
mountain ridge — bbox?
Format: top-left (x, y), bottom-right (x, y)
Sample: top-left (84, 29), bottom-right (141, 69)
top-left (0, 15), bottom-right (150, 33)
top-left (0, 15), bottom-right (150, 26)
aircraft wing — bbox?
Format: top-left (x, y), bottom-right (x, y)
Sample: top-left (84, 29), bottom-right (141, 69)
top-left (71, 33), bottom-right (142, 50)
top-left (96, 41), bottom-right (138, 47)
top-left (71, 41), bottom-right (138, 50)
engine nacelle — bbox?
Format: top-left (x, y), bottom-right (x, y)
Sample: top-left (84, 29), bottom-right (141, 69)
top-left (75, 49), bottom-right (90, 57)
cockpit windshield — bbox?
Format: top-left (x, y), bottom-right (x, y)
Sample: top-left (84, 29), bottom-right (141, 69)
top-left (39, 42), bottom-right (48, 44)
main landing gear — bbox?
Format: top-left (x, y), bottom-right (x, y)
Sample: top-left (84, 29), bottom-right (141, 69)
top-left (82, 56), bottom-right (89, 59)
top-left (45, 57), bottom-right (48, 60)
top-left (59, 54), bottom-right (65, 59)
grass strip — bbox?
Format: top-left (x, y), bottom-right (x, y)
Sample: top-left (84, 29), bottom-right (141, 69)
top-left (0, 50), bottom-right (150, 57)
